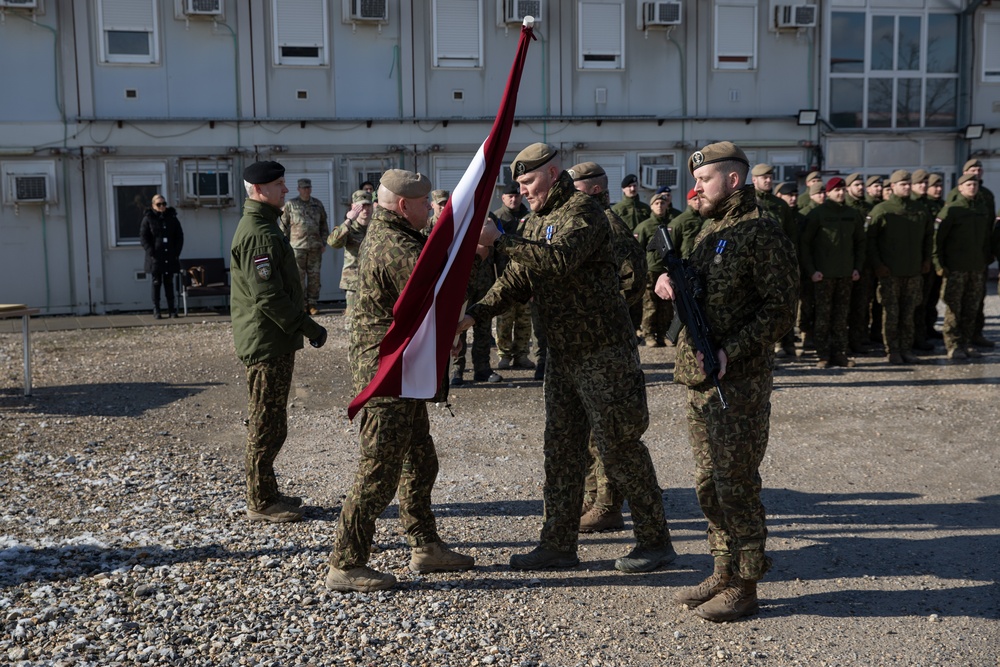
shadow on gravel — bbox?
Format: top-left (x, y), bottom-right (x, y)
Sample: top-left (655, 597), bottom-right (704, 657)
top-left (0, 382), bottom-right (221, 417)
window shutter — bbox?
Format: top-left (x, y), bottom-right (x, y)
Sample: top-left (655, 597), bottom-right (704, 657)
top-left (435, 0), bottom-right (481, 63)
top-left (580, 2), bottom-right (623, 67)
top-left (101, 0), bottom-right (154, 31)
top-left (984, 15), bottom-right (1000, 82)
top-left (275, 0), bottom-right (326, 48)
top-left (715, 4), bottom-right (757, 69)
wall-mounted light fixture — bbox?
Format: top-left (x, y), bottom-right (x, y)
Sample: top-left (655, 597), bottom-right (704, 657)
top-left (964, 124), bottom-right (985, 140)
top-left (797, 109), bottom-right (819, 126)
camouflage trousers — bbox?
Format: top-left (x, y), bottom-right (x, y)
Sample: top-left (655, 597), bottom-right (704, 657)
top-left (848, 268), bottom-right (874, 348)
top-left (686, 371), bottom-right (773, 582)
top-left (538, 346), bottom-right (668, 552)
top-left (531, 301), bottom-right (548, 366)
top-left (941, 271), bottom-right (985, 353)
top-left (813, 277), bottom-right (853, 358)
top-left (496, 301), bottom-right (532, 360)
top-left (329, 399), bottom-right (440, 570)
top-left (244, 353), bottom-right (295, 512)
top-left (877, 275), bottom-right (923, 355)
top-left (640, 272), bottom-right (673, 340)
top-left (583, 434), bottom-right (624, 512)
top-left (454, 314), bottom-right (493, 374)
top-left (294, 247), bottom-right (323, 308)
top-left (343, 290), bottom-right (357, 332)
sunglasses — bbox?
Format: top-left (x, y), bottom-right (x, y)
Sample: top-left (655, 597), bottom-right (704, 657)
top-left (154, 202), bottom-right (166, 207)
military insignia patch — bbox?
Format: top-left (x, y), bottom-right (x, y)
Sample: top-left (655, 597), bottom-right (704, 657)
top-left (253, 254), bottom-right (272, 282)
top-left (691, 151), bottom-right (705, 167)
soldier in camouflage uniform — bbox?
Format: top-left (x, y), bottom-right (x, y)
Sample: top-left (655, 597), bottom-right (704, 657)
top-left (868, 170), bottom-right (933, 364)
top-left (933, 174), bottom-right (993, 361)
top-left (655, 142), bottom-right (798, 622)
top-left (569, 161), bottom-right (648, 534)
top-left (752, 164), bottom-right (799, 358)
top-left (921, 173), bottom-right (947, 340)
top-left (326, 170), bottom-right (474, 594)
top-left (231, 162), bottom-right (327, 524)
top-left (613, 174), bottom-right (652, 335)
top-left (492, 181), bottom-right (534, 370)
top-left (907, 169), bottom-right (937, 352)
top-left (801, 178), bottom-right (866, 368)
top-left (633, 192), bottom-right (677, 347)
top-left (462, 144), bottom-right (675, 574)
top-left (423, 189), bottom-right (449, 237)
top-left (280, 178), bottom-right (329, 315)
top-left (327, 189), bottom-right (372, 331)
top-left (452, 211), bottom-right (503, 385)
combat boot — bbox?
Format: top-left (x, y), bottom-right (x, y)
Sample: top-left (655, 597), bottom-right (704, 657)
top-left (513, 355), bottom-right (536, 369)
top-left (614, 541), bottom-right (677, 573)
top-left (830, 353), bottom-right (855, 368)
top-left (325, 565), bottom-right (396, 592)
top-left (694, 576), bottom-right (759, 622)
top-left (971, 334), bottom-right (995, 348)
top-left (815, 358), bottom-right (831, 369)
top-left (409, 541), bottom-right (475, 573)
top-left (900, 352), bottom-right (921, 364)
top-left (887, 352), bottom-right (904, 365)
top-left (579, 507), bottom-right (625, 533)
top-left (497, 357), bottom-right (513, 370)
top-left (246, 501), bottom-right (302, 523)
top-left (509, 546), bottom-right (579, 570)
top-left (947, 348), bottom-right (968, 361)
top-left (673, 561), bottom-right (732, 608)
top-left (966, 347), bottom-right (983, 359)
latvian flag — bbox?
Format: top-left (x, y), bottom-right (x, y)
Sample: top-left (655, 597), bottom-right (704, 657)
top-left (347, 19), bottom-right (537, 420)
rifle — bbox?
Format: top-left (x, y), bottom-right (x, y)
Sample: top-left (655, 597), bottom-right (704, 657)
top-left (650, 227), bottom-right (729, 409)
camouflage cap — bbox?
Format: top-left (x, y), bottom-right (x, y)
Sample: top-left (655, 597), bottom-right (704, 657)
top-left (927, 173), bottom-right (943, 186)
top-left (380, 169), bottom-right (432, 199)
top-left (845, 172), bottom-right (863, 186)
top-left (958, 173), bottom-right (980, 185)
top-left (774, 181), bottom-right (798, 196)
top-left (865, 175), bottom-right (883, 188)
top-left (809, 182), bottom-right (825, 196)
top-left (751, 163), bottom-right (774, 177)
top-left (351, 189), bottom-right (373, 204)
top-left (687, 141), bottom-right (749, 175)
top-left (963, 158), bottom-right (982, 172)
top-left (511, 143), bottom-right (558, 178)
top-left (825, 177), bottom-right (846, 192)
top-left (431, 189), bottom-right (450, 204)
top-left (297, 178), bottom-right (312, 187)
top-left (889, 169), bottom-right (911, 184)
top-left (243, 160), bottom-right (285, 185)
top-left (568, 161), bottom-right (606, 180)
top-left (805, 170), bottom-right (822, 183)
top-left (911, 169), bottom-right (929, 183)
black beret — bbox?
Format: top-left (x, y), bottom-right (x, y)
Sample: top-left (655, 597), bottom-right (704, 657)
top-left (243, 161), bottom-right (285, 185)
top-left (774, 181), bottom-right (798, 196)
top-left (502, 181), bottom-right (520, 195)
top-left (621, 174), bottom-right (638, 188)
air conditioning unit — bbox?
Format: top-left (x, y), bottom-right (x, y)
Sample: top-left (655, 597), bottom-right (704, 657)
top-left (642, 1), bottom-right (682, 27)
top-left (10, 175), bottom-right (49, 203)
top-left (0, 0), bottom-right (39, 8)
top-left (3, 161), bottom-right (57, 206)
top-left (350, 0), bottom-right (388, 22)
top-left (184, 0), bottom-right (222, 16)
top-left (775, 4), bottom-right (817, 29)
top-left (182, 160), bottom-right (233, 206)
top-left (504, 0), bottom-right (542, 24)
top-left (641, 165), bottom-right (678, 190)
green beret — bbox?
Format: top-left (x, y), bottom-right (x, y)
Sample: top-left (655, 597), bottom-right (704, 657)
top-left (927, 173), bottom-right (943, 186)
top-left (431, 189), bottom-right (450, 204)
top-left (805, 170), bottom-right (822, 183)
top-left (963, 158), bottom-right (982, 172)
top-left (865, 175), bottom-right (883, 188)
top-left (243, 161), bottom-right (285, 185)
top-left (889, 169), bottom-right (911, 184)
top-left (351, 190), bottom-right (372, 204)
top-left (808, 182), bottom-right (825, 196)
top-left (774, 181), bottom-right (798, 196)
top-left (568, 161), bottom-right (606, 180)
top-left (687, 141), bottom-right (749, 175)
top-left (958, 173), bottom-right (980, 185)
top-left (845, 172), bottom-right (863, 186)
top-left (511, 143), bottom-right (558, 178)
top-left (911, 169), bottom-right (928, 183)
top-left (751, 163), bottom-right (774, 177)
top-left (381, 169), bottom-right (432, 199)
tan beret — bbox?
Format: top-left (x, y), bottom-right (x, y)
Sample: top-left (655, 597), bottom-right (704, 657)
top-left (511, 143), bottom-right (558, 178)
top-left (568, 161), bottom-right (606, 180)
top-left (351, 189), bottom-right (372, 204)
top-left (963, 159), bottom-right (982, 172)
top-left (688, 141), bottom-right (749, 175)
top-left (808, 182), bottom-right (825, 196)
top-left (865, 175), bottom-right (883, 188)
top-left (774, 181), bottom-right (798, 196)
top-left (845, 172), bottom-right (863, 186)
top-left (911, 169), bottom-right (929, 183)
top-left (927, 173), bottom-right (943, 186)
top-left (958, 173), bottom-right (980, 185)
top-left (381, 169), bottom-right (432, 199)
top-left (751, 163), bottom-right (774, 177)
top-left (889, 169), bottom-right (911, 184)
top-left (805, 170), bottom-right (822, 183)
top-left (431, 189), bottom-right (449, 204)
top-left (650, 192), bottom-right (670, 205)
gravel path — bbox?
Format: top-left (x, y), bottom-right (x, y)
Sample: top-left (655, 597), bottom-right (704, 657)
top-left (1, 295), bottom-right (999, 666)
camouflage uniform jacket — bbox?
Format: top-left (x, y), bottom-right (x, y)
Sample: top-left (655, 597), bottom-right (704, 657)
top-left (327, 219), bottom-right (368, 291)
top-left (757, 189), bottom-right (799, 250)
top-left (280, 196), bottom-right (329, 250)
top-left (595, 190), bottom-right (647, 307)
top-left (933, 195), bottom-right (992, 273)
top-left (800, 200), bottom-right (866, 278)
top-left (230, 198), bottom-right (323, 365)
top-left (674, 186), bottom-right (798, 388)
top-left (467, 172), bottom-right (633, 356)
top-left (492, 202), bottom-right (530, 276)
top-left (669, 206), bottom-right (704, 259)
top-left (633, 213), bottom-right (671, 274)
top-left (349, 207), bottom-right (428, 395)
top-left (612, 195), bottom-right (652, 232)
top-left (867, 195), bottom-right (932, 277)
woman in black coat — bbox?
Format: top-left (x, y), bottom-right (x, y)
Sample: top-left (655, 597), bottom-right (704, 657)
top-left (139, 194), bottom-right (184, 318)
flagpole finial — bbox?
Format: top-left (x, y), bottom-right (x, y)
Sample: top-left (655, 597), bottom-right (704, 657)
top-left (522, 16), bottom-right (534, 28)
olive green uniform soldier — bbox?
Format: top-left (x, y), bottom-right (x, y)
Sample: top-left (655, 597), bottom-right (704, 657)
top-left (933, 174), bottom-right (993, 361)
top-left (569, 161), bottom-right (649, 534)
top-left (326, 170), bottom-right (474, 594)
top-left (280, 178), bottom-right (329, 315)
top-left (867, 170), bottom-right (933, 364)
top-left (327, 190), bottom-right (373, 331)
top-left (801, 177), bottom-right (866, 368)
top-left (907, 169), bottom-right (938, 352)
top-left (796, 170), bottom-right (823, 210)
top-left (492, 182), bottom-right (534, 370)
top-left (655, 142), bottom-right (798, 622)
top-left (633, 192), bottom-right (677, 347)
top-left (842, 173), bottom-right (875, 355)
top-left (753, 164), bottom-right (799, 357)
top-left (921, 173), bottom-right (947, 340)
top-left (611, 173), bottom-right (652, 232)
top-left (463, 144), bottom-right (675, 574)
top-left (671, 188), bottom-right (705, 259)
top-left (231, 161), bottom-right (327, 524)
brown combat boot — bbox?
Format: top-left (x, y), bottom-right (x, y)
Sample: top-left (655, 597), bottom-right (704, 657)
top-left (579, 507), bottom-right (625, 533)
top-left (409, 541), bottom-right (475, 573)
top-left (694, 576), bottom-right (760, 622)
top-left (673, 561), bottom-right (732, 608)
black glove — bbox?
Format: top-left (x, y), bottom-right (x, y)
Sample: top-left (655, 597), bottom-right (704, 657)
top-left (309, 326), bottom-right (328, 349)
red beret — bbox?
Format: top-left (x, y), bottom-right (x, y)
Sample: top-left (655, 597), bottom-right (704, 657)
top-left (825, 177), bottom-right (845, 192)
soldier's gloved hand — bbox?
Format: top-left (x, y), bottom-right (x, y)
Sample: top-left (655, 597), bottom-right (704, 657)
top-left (309, 326), bottom-right (328, 349)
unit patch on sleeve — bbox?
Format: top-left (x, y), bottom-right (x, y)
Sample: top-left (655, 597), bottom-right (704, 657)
top-left (253, 254), bottom-right (272, 282)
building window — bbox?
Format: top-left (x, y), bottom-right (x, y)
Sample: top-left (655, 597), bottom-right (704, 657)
top-left (982, 12), bottom-right (1000, 83)
top-left (104, 161), bottom-right (167, 247)
top-left (714, 3), bottom-right (757, 71)
top-left (97, 0), bottom-right (158, 64)
top-left (828, 10), bottom-right (959, 129)
top-left (433, 0), bottom-right (482, 68)
top-left (273, 0), bottom-right (329, 66)
top-left (578, 2), bottom-right (624, 70)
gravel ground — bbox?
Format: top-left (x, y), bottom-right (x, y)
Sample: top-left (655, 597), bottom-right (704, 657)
top-left (1, 293), bottom-right (999, 667)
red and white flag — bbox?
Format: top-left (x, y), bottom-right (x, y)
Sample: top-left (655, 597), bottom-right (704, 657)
top-left (348, 19), bottom-right (537, 420)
